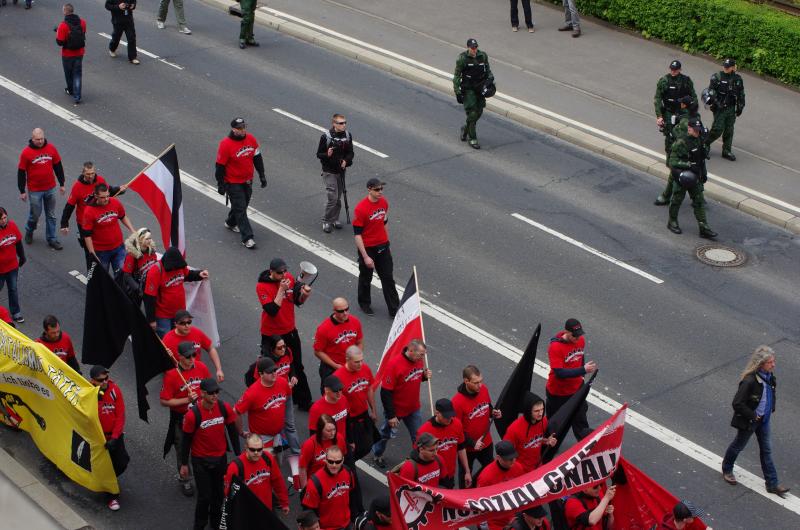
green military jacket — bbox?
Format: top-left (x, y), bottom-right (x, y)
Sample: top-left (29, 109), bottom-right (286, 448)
top-left (710, 71), bottom-right (745, 111)
top-left (672, 111), bottom-right (702, 142)
top-left (668, 134), bottom-right (704, 170)
top-left (454, 50), bottom-right (493, 93)
top-left (654, 73), bottom-right (696, 118)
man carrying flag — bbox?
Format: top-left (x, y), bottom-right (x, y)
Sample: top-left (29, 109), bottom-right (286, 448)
top-left (82, 183), bottom-right (136, 275)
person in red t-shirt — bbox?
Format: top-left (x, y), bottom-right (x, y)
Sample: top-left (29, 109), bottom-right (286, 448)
top-left (55, 4), bottom-right (87, 104)
top-left (17, 128), bottom-right (66, 249)
top-left (159, 342), bottom-right (211, 497)
top-left (309, 375), bottom-right (349, 439)
top-left (564, 483), bottom-right (615, 530)
top-left (660, 500), bottom-right (708, 530)
top-left (302, 445), bottom-right (354, 530)
top-left (256, 257), bottom-right (313, 409)
top-left (35, 315), bottom-right (80, 373)
top-left (299, 414), bottom-right (347, 489)
top-left (216, 117), bottom-right (266, 249)
top-left (90, 365), bottom-right (128, 511)
top-left (398, 432), bottom-right (443, 487)
top-left (313, 297), bottom-right (364, 391)
top-left (245, 335), bottom-right (296, 387)
top-left (119, 227), bottom-right (156, 300)
top-left (452, 364), bottom-right (502, 488)
top-left (372, 339), bottom-right (431, 468)
top-left (476, 441), bottom-right (526, 530)
top-left (163, 309), bottom-right (224, 382)
top-left (82, 183), bottom-right (135, 275)
top-left (0, 208), bottom-right (26, 323)
top-left (334, 345), bottom-right (378, 460)
top-left (546, 318), bottom-right (597, 441)
top-left (224, 433), bottom-right (289, 514)
top-left (353, 178), bottom-right (399, 316)
top-left (417, 398), bottom-right (469, 489)
top-left (503, 393), bottom-right (557, 472)
top-left (507, 505), bottom-right (551, 530)
top-left (181, 378), bottom-right (241, 530)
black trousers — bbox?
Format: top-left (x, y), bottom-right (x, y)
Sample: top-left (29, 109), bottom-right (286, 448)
top-left (225, 182), bottom-right (254, 241)
top-left (545, 389), bottom-right (592, 441)
top-left (357, 242), bottom-right (399, 314)
top-left (109, 17), bottom-right (137, 61)
top-left (458, 444), bottom-right (494, 488)
top-left (262, 329), bottom-right (313, 409)
top-left (191, 455), bottom-right (226, 530)
top-left (510, 0), bottom-right (533, 28)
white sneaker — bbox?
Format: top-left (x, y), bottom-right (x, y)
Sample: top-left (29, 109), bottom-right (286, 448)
top-left (179, 26), bottom-right (192, 35)
top-left (224, 221), bottom-right (240, 233)
top-left (107, 499), bottom-right (120, 511)
top-left (109, 50), bottom-right (117, 58)
top-left (156, 20), bottom-right (165, 29)
top-left (243, 239), bottom-right (256, 249)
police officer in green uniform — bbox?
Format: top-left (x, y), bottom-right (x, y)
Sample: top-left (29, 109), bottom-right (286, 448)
top-left (667, 119), bottom-right (717, 239)
top-left (238, 0), bottom-right (259, 49)
top-left (454, 38), bottom-right (493, 150)
top-left (655, 95), bottom-right (701, 205)
top-left (705, 58), bottom-right (745, 161)
top-left (654, 60), bottom-right (696, 164)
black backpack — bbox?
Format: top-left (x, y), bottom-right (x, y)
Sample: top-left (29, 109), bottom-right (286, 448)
top-left (64, 18), bottom-right (85, 50)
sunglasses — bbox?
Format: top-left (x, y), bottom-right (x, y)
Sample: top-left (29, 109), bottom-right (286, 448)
top-left (206, 390), bottom-right (220, 395)
top-left (177, 320), bottom-right (192, 325)
top-left (334, 307), bottom-right (349, 313)
top-left (275, 345), bottom-right (286, 350)
top-left (247, 447), bottom-right (264, 453)
top-left (370, 187), bottom-right (384, 192)
top-left (334, 121), bottom-right (347, 125)
top-left (275, 269), bottom-right (287, 274)
top-left (326, 459), bottom-right (344, 465)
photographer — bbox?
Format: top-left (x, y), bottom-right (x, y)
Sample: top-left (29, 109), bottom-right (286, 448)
top-left (316, 114), bottom-right (354, 233)
top-left (105, 0), bottom-right (139, 65)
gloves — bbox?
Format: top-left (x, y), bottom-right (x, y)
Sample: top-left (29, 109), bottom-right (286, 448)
top-left (259, 176), bottom-right (267, 189)
top-left (217, 182), bottom-right (226, 196)
top-left (736, 107), bottom-right (743, 117)
top-left (456, 92), bottom-right (464, 104)
top-left (105, 437), bottom-right (119, 451)
top-left (17, 257), bottom-right (26, 268)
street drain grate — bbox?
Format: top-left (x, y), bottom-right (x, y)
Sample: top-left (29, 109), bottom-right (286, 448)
top-left (695, 244), bottom-right (747, 267)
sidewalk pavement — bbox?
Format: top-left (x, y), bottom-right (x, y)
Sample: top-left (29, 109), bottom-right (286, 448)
top-left (210, 0), bottom-right (800, 233)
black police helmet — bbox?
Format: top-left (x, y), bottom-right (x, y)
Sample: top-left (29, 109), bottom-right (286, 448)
top-left (701, 88), bottom-right (716, 109)
top-left (678, 170), bottom-right (699, 189)
top-left (480, 80), bottom-right (496, 98)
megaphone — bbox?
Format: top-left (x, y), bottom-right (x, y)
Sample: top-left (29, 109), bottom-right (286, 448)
top-left (297, 261), bottom-right (319, 287)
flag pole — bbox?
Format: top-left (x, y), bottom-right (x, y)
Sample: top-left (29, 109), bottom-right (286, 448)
top-left (114, 143), bottom-right (176, 197)
top-left (413, 266), bottom-right (435, 416)
top-left (155, 332), bottom-right (192, 389)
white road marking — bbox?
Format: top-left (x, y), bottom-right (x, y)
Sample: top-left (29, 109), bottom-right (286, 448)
top-left (3, 74), bottom-right (799, 514)
top-left (97, 33), bottom-right (184, 70)
top-left (272, 108), bottom-right (389, 158)
top-left (511, 213), bottom-right (664, 285)
top-left (262, 7), bottom-right (800, 217)
top-left (69, 270), bottom-right (88, 285)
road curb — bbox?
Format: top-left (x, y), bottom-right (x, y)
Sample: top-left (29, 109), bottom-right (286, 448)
top-left (206, 0), bottom-right (800, 235)
top-left (0, 447), bottom-right (92, 530)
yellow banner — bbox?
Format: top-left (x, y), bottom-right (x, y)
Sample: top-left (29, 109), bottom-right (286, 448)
top-left (0, 321), bottom-right (119, 494)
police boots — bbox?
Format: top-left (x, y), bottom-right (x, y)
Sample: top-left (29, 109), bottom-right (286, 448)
top-left (699, 223), bottom-right (718, 239)
top-left (460, 126), bottom-right (468, 142)
top-left (667, 220), bottom-right (682, 234)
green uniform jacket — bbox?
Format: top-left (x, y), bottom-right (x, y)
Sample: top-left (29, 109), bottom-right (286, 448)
top-left (453, 50), bottom-right (493, 94)
top-left (654, 73), bottom-right (696, 119)
top-left (668, 135), bottom-right (704, 170)
top-left (709, 71), bottom-right (745, 113)
top-left (673, 111), bottom-right (702, 142)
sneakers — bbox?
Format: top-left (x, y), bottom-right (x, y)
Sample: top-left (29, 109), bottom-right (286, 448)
top-left (131, 58), bottom-right (140, 65)
top-left (24, 231), bottom-right (32, 244)
top-left (156, 20), bottom-right (165, 29)
top-left (179, 26), bottom-right (192, 35)
top-left (48, 240), bottom-right (63, 250)
top-left (109, 49), bottom-right (117, 58)
top-left (767, 485), bottom-right (790, 498)
top-left (322, 222), bottom-right (333, 234)
top-left (224, 221), bottom-right (240, 233)
top-left (528, 27), bottom-right (535, 33)
top-left (180, 480), bottom-right (195, 497)
top-left (107, 498), bottom-right (120, 511)
top-left (332, 221), bottom-right (344, 230)
top-left (512, 26), bottom-right (518, 32)
top-left (13, 315), bottom-right (24, 324)
top-left (373, 456), bottom-right (386, 469)
top-left (243, 238), bottom-right (256, 249)
top-left (360, 304), bottom-right (375, 316)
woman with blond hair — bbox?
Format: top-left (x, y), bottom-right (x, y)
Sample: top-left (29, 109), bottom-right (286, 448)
top-left (120, 227), bottom-right (157, 304)
top-left (721, 345), bottom-right (790, 497)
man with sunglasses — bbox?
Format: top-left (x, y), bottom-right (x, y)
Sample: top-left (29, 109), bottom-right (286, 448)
top-left (90, 365), bottom-right (128, 511)
top-left (317, 113), bottom-right (354, 234)
top-left (313, 297), bottom-right (364, 390)
top-left (309, 375), bottom-right (349, 437)
top-left (564, 482), bottom-right (615, 530)
top-left (160, 341), bottom-right (210, 497)
top-left (353, 179), bottom-right (399, 317)
top-left (163, 309), bottom-right (224, 382)
top-left (181, 378), bottom-right (241, 530)
top-left (302, 445), bottom-right (354, 530)
top-left (224, 433), bottom-right (289, 515)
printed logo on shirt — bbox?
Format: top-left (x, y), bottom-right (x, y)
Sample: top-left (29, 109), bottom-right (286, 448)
top-left (466, 402), bottom-right (491, 420)
top-left (179, 376), bottom-right (203, 393)
top-left (52, 348), bottom-right (69, 360)
top-left (331, 408), bottom-right (349, 422)
top-left (31, 154), bottom-right (54, 165)
top-left (260, 393), bottom-right (287, 411)
top-left (245, 468), bottom-right (271, 487)
top-left (94, 210), bottom-right (119, 225)
top-left (403, 367), bottom-right (424, 383)
top-left (164, 273), bottom-right (185, 288)
top-left (137, 259), bottom-right (157, 276)
top-left (276, 363), bottom-right (291, 378)
top-left (325, 481), bottom-right (351, 499)
top-left (564, 349), bottom-right (584, 364)
top-left (99, 402), bottom-right (117, 416)
top-left (417, 469), bottom-right (440, 484)
top-left (235, 146), bottom-right (256, 158)
top-left (0, 234), bottom-right (18, 248)
top-left (522, 434), bottom-right (544, 450)
top-left (345, 378), bottom-right (370, 395)
top-left (333, 329), bottom-right (358, 345)
top-left (200, 416), bottom-right (225, 429)
top-left (368, 208), bottom-right (387, 222)
top-left (437, 436), bottom-right (459, 453)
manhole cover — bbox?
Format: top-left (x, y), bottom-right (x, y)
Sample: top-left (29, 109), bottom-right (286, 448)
top-left (695, 244), bottom-right (747, 267)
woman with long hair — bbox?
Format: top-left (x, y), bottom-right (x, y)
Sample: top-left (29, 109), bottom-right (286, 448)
top-left (298, 414), bottom-right (346, 489)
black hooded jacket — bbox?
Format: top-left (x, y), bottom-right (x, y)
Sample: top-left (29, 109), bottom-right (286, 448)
top-left (143, 247), bottom-right (203, 321)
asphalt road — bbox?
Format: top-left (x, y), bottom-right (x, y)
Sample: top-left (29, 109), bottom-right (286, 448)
top-left (0, 2), bottom-right (799, 530)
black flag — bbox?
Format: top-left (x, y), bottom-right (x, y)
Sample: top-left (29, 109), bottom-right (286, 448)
top-left (82, 262), bottom-right (174, 421)
top-left (493, 324), bottom-right (541, 438)
top-left (540, 370), bottom-right (598, 464)
top-left (219, 475), bottom-right (289, 530)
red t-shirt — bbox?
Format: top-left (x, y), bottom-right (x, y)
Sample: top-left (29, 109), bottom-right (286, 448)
top-left (36, 332), bottom-right (76, 364)
top-left (182, 401), bottom-right (237, 458)
top-left (546, 332), bottom-right (587, 396)
top-left (0, 221), bottom-right (22, 274)
top-left (56, 18), bottom-right (87, 58)
top-left (476, 460), bottom-right (526, 530)
top-left (163, 327), bottom-right (212, 365)
top-left (216, 133), bottom-right (260, 184)
top-left (122, 251), bottom-right (158, 280)
top-left (333, 364), bottom-right (374, 417)
top-left (503, 415), bottom-right (549, 471)
top-left (18, 143), bottom-right (61, 192)
top-left (308, 397), bottom-right (348, 436)
top-left (234, 378), bottom-right (290, 436)
top-left (299, 432), bottom-right (348, 477)
top-left (66, 175), bottom-right (107, 228)
top-left (81, 198), bottom-right (126, 251)
top-left (382, 352), bottom-right (425, 418)
top-left (353, 195), bottom-right (389, 247)
top-left (98, 381), bottom-right (125, 440)
top-left (224, 452), bottom-right (288, 510)
top-left (313, 315), bottom-right (363, 366)
top-left (417, 418), bottom-right (465, 478)
top-left (451, 385), bottom-right (494, 453)
top-left (143, 263), bottom-right (189, 319)
top-left (565, 492), bottom-right (606, 530)
top-left (302, 467), bottom-right (353, 530)
top-left (399, 457), bottom-right (441, 486)
top-left (159, 361), bottom-right (210, 414)
top-left (256, 273), bottom-right (298, 335)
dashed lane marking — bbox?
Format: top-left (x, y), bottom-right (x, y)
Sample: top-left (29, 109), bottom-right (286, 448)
top-left (272, 108), bottom-right (389, 158)
top-left (97, 33), bottom-right (185, 70)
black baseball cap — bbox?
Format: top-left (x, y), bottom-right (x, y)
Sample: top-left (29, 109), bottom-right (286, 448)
top-left (178, 341), bottom-right (196, 358)
top-left (366, 178), bottom-right (386, 189)
top-left (722, 58), bottom-right (736, 68)
top-left (90, 365), bottom-right (109, 379)
top-left (467, 38), bottom-right (478, 48)
top-left (200, 378), bottom-right (220, 393)
top-left (257, 357), bottom-right (278, 374)
top-left (522, 505), bottom-right (547, 518)
top-left (269, 257), bottom-right (287, 273)
top-left (669, 60), bottom-right (681, 70)
top-left (323, 374), bottom-right (344, 392)
top-left (495, 440), bottom-right (518, 459)
top-left (688, 119), bottom-right (704, 131)
top-left (174, 309), bottom-right (192, 321)
top-left (674, 500), bottom-right (703, 520)
top-left (565, 318), bottom-right (584, 337)
top-left (230, 117), bottom-right (246, 129)
top-left (435, 398), bottom-right (456, 419)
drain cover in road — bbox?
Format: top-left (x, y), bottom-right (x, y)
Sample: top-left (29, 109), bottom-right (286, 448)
top-left (695, 244), bottom-right (747, 267)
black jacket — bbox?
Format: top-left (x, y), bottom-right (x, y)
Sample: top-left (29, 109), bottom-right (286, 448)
top-left (316, 129), bottom-right (354, 175)
top-left (105, 0), bottom-right (135, 21)
top-left (730, 372), bottom-right (776, 431)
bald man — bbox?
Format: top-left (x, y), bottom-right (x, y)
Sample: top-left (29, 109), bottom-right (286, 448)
top-left (313, 297), bottom-right (364, 393)
top-left (18, 128), bottom-right (66, 250)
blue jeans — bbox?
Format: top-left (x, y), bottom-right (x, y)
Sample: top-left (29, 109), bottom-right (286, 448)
top-left (722, 419), bottom-right (779, 487)
top-left (372, 408), bottom-right (422, 458)
top-left (257, 397), bottom-right (301, 456)
top-left (0, 268), bottom-right (20, 317)
top-left (96, 244), bottom-right (126, 276)
top-left (62, 56), bottom-right (82, 102)
top-left (26, 187), bottom-right (58, 244)
top-left (155, 317), bottom-right (174, 338)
